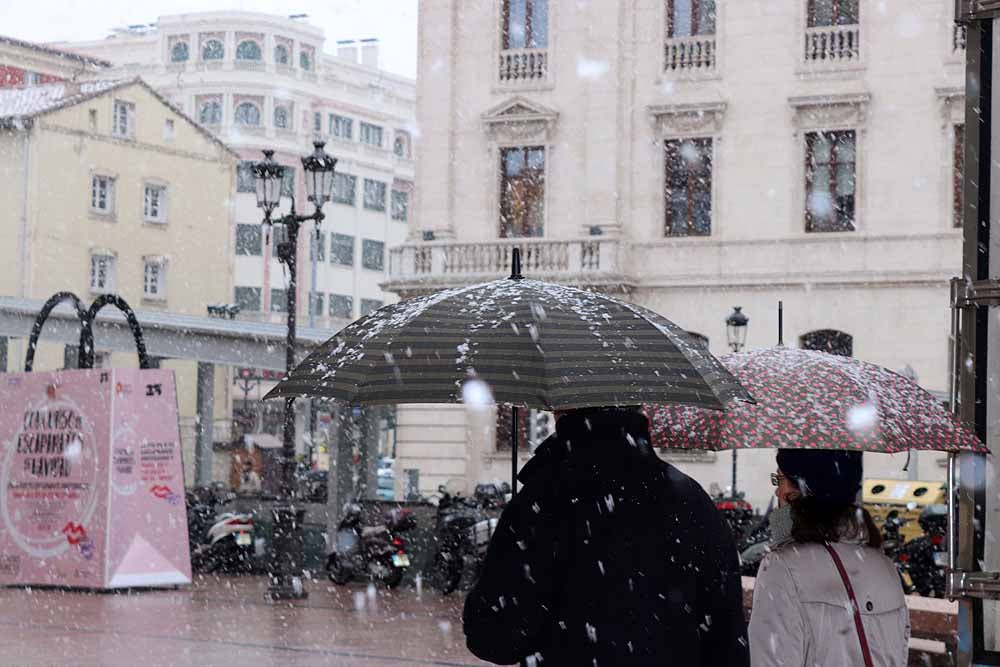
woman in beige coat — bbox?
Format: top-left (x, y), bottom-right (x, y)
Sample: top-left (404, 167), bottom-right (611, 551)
top-left (749, 449), bottom-right (910, 667)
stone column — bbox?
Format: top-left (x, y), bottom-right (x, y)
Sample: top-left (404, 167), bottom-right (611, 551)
top-left (194, 362), bottom-right (215, 487)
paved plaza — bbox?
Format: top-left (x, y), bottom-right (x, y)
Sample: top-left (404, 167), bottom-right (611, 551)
top-left (0, 575), bottom-right (486, 666)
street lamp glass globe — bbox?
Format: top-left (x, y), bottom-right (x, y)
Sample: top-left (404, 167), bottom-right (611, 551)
top-left (725, 306), bottom-right (749, 351)
top-left (252, 150), bottom-right (285, 217)
top-left (301, 141), bottom-right (337, 209)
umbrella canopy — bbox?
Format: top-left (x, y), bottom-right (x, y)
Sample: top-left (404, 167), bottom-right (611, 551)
top-left (266, 277), bottom-right (752, 411)
top-left (645, 347), bottom-right (985, 453)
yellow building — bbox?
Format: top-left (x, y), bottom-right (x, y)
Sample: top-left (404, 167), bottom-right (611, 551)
top-left (0, 77), bottom-right (237, 483)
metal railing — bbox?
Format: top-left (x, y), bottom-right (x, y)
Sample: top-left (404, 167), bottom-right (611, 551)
top-left (389, 237), bottom-right (622, 281)
top-left (664, 35), bottom-right (716, 72)
top-left (804, 24), bottom-right (860, 64)
top-left (498, 48), bottom-right (549, 83)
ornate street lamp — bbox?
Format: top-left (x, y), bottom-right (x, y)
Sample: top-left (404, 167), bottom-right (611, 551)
top-left (724, 305), bottom-right (749, 497)
top-left (725, 306), bottom-right (749, 353)
top-left (252, 140), bottom-right (337, 601)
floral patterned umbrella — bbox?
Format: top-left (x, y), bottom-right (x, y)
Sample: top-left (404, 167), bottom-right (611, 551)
top-left (644, 347), bottom-right (986, 453)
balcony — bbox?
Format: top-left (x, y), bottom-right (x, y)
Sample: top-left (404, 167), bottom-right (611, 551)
top-left (664, 35), bottom-right (716, 73)
top-left (803, 24), bottom-right (860, 66)
top-left (386, 237), bottom-right (629, 294)
top-left (498, 48), bottom-right (549, 85)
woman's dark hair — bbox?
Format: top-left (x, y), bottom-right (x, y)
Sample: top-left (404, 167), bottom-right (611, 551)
top-left (789, 496), bottom-right (882, 549)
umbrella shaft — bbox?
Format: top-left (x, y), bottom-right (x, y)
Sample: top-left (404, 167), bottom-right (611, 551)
top-left (511, 406), bottom-right (519, 495)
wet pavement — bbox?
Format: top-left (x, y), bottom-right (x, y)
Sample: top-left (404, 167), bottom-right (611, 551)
top-left (0, 575), bottom-right (487, 666)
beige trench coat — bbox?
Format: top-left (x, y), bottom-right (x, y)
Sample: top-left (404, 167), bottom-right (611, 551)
top-left (749, 541), bottom-right (910, 667)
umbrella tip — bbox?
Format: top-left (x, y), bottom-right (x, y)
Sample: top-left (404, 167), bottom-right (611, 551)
top-left (510, 247), bottom-right (523, 281)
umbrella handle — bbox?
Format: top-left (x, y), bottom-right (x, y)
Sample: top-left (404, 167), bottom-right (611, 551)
top-left (511, 406), bottom-right (519, 495)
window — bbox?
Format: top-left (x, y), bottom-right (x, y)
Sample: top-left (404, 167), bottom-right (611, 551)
top-left (667, 0), bottom-right (716, 37)
top-left (237, 161), bottom-right (256, 193)
top-left (954, 123), bottom-right (965, 229)
top-left (112, 100), bottom-right (135, 139)
top-left (143, 184), bottom-right (168, 223)
top-left (805, 130), bottom-right (856, 232)
top-left (800, 329), bottom-right (853, 357)
top-left (236, 40), bottom-right (261, 61)
top-left (199, 100), bottom-right (222, 125)
top-left (170, 41), bottom-right (189, 63)
top-left (664, 138), bottom-right (712, 236)
top-left (235, 224), bottom-right (262, 255)
top-left (235, 102), bottom-right (261, 126)
top-left (361, 298), bottom-right (384, 316)
top-left (496, 404), bottom-right (530, 451)
top-left (88, 109), bottom-right (98, 131)
top-left (0, 337), bottom-right (7, 373)
top-left (274, 44), bottom-right (290, 65)
top-left (90, 175), bottom-right (115, 214)
top-left (271, 225), bottom-right (288, 259)
top-left (234, 286), bottom-right (262, 312)
top-left (309, 292), bottom-right (325, 317)
top-left (89, 254), bottom-right (116, 293)
top-left (393, 135), bottom-right (409, 158)
top-left (500, 146), bottom-right (545, 237)
top-left (807, 0), bottom-right (858, 27)
top-left (502, 0), bottom-right (549, 49)
top-left (391, 190), bottom-right (409, 221)
top-left (331, 233), bottom-right (355, 266)
top-left (143, 258), bottom-right (166, 300)
top-left (282, 167), bottom-right (295, 197)
top-left (330, 114), bottom-right (353, 139)
top-left (360, 122), bottom-right (383, 147)
top-left (310, 231), bottom-right (327, 261)
top-left (300, 49), bottom-right (313, 70)
top-left (274, 105), bottom-right (290, 129)
top-left (364, 179), bottom-right (387, 211)
top-left (333, 173), bottom-right (357, 205)
top-left (362, 239), bottom-right (385, 271)
top-left (270, 288), bottom-right (288, 313)
top-left (329, 294), bottom-right (353, 319)
top-left (202, 39), bottom-right (224, 60)
top-left (314, 112), bottom-right (322, 133)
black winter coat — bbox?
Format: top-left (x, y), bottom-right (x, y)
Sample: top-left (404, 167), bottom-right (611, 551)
top-left (463, 410), bottom-right (749, 666)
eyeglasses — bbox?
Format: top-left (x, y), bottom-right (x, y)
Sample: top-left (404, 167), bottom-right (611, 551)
top-left (770, 472), bottom-right (785, 487)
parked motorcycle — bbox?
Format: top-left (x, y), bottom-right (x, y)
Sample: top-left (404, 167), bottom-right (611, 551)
top-left (899, 504), bottom-right (948, 597)
top-left (429, 486), bottom-right (497, 595)
top-left (326, 502), bottom-right (417, 588)
top-left (188, 490), bottom-right (261, 574)
top-left (881, 510), bottom-right (915, 593)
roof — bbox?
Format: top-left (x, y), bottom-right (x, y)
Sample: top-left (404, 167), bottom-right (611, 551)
top-left (0, 34), bottom-right (112, 68)
top-left (0, 77), bottom-right (239, 158)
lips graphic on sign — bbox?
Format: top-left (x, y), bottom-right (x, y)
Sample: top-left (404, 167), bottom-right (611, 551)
top-left (62, 522), bottom-right (87, 546)
top-left (150, 485), bottom-right (173, 499)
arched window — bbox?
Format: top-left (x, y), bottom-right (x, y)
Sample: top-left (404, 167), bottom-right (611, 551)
top-left (202, 39), bottom-right (224, 61)
top-left (274, 44), bottom-right (289, 65)
top-left (199, 101), bottom-right (222, 125)
top-left (234, 102), bottom-right (261, 126)
top-left (170, 41), bottom-right (189, 63)
top-left (274, 106), bottom-right (289, 129)
top-left (800, 329), bottom-right (853, 357)
top-left (300, 50), bottom-right (313, 70)
top-left (236, 40), bottom-right (261, 61)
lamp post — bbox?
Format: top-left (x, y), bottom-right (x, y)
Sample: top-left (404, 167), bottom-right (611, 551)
top-left (252, 141), bottom-right (337, 601)
top-left (725, 306), bottom-right (749, 497)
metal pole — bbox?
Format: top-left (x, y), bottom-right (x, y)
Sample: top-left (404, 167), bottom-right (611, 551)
top-left (511, 406), bottom-right (518, 495)
top-left (731, 450), bottom-right (737, 496)
top-left (777, 301), bottom-right (783, 346)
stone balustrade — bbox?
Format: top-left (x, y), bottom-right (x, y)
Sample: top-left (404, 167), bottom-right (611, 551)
top-left (498, 48), bottom-right (549, 84)
top-left (664, 35), bottom-right (716, 72)
top-left (804, 24), bottom-right (860, 64)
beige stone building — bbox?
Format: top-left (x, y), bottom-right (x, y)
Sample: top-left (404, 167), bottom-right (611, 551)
top-left (0, 76), bottom-right (237, 482)
top-left (386, 0), bottom-right (967, 508)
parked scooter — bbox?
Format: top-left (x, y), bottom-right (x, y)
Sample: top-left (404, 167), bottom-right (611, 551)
top-left (429, 486), bottom-right (497, 595)
top-left (188, 490), bottom-right (261, 574)
top-left (881, 510), bottom-right (915, 593)
top-left (326, 502), bottom-right (417, 588)
top-left (899, 504), bottom-right (948, 597)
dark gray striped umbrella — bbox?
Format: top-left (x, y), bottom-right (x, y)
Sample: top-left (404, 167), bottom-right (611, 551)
top-left (266, 255), bottom-right (751, 490)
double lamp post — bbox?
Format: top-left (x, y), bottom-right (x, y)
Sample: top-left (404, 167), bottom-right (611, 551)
top-left (251, 141), bottom-right (337, 601)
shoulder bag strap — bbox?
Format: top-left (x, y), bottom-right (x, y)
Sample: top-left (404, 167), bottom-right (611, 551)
top-left (823, 542), bottom-right (874, 667)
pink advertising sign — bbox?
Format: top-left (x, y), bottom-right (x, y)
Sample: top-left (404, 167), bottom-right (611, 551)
top-left (0, 368), bottom-right (191, 589)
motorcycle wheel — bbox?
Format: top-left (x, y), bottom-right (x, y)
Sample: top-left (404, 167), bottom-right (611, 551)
top-left (376, 561), bottom-right (405, 589)
top-left (430, 551), bottom-right (462, 595)
top-left (327, 553), bottom-right (352, 585)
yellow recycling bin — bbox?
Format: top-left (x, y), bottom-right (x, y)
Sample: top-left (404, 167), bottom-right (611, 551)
top-left (863, 479), bottom-right (946, 543)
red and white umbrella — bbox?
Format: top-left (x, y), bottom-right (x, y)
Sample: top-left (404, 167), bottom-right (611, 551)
top-left (645, 347), bottom-right (985, 453)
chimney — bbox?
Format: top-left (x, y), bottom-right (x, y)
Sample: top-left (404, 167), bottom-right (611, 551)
top-left (360, 38), bottom-right (379, 68)
top-left (336, 39), bottom-right (358, 63)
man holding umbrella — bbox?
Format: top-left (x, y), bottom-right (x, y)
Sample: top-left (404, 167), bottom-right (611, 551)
top-left (462, 405), bottom-right (749, 666)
